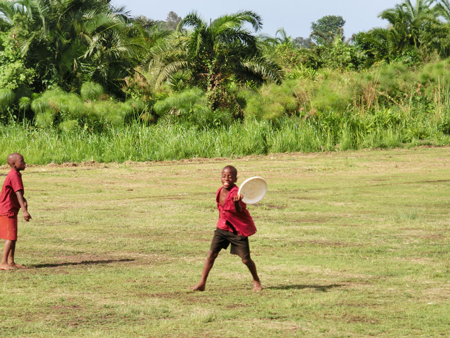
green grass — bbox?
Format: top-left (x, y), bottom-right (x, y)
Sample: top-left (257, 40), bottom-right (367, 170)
top-left (0, 147), bottom-right (449, 337)
top-left (1, 118), bottom-right (450, 165)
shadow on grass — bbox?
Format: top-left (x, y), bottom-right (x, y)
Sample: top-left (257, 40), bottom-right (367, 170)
top-left (266, 284), bottom-right (342, 292)
top-left (31, 259), bottom-right (135, 268)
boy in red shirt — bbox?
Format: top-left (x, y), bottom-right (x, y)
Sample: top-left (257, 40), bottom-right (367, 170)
top-left (192, 165), bottom-right (262, 291)
top-left (0, 153), bottom-right (32, 270)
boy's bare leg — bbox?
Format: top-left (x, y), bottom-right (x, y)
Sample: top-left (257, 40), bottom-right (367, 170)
top-left (1, 240), bottom-right (15, 270)
top-left (191, 250), bottom-right (219, 291)
top-left (8, 241), bottom-right (25, 268)
top-left (242, 257), bottom-right (262, 291)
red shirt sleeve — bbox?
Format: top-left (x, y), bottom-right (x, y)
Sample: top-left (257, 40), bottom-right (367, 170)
top-left (10, 172), bottom-right (24, 192)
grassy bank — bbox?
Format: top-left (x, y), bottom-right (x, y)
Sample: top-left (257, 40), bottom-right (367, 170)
top-left (0, 148), bottom-right (449, 337)
top-left (1, 112), bottom-right (450, 164)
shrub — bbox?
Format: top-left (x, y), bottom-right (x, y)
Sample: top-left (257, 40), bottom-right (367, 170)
top-left (153, 87), bottom-right (232, 127)
top-left (18, 97), bottom-right (31, 111)
top-left (244, 80), bottom-right (309, 121)
top-left (80, 82), bottom-right (104, 101)
top-left (31, 86), bottom-right (146, 131)
top-left (0, 61), bottom-right (36, 91)
top-left (0, 89), bottom-right (15, 111)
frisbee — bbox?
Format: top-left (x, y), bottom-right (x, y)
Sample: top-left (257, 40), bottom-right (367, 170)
top-left (238, 176), bottom-right (267, 204)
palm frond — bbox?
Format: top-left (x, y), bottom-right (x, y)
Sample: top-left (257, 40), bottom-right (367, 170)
top-left (177, 11), bottom-right (205, 32)
top-left (212, 10), bottom-right (263, 33)
top-left (240, 57), bottom-right (283, 83)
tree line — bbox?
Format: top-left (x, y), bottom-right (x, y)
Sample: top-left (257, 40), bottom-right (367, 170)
top-left (1, 0), bottom-right (450, 130)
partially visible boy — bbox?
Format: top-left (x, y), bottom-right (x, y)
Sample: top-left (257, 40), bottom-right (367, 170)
top-left (0, 153), bottom-right (31, 270)
top-left (192, 165), bottom-right (262, 291)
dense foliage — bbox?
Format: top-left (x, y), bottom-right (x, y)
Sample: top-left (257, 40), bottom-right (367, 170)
top-left (1, 0), bottom-right (450, 162)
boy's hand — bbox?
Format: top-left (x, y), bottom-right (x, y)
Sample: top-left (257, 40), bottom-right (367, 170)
top-left (232, 194), bottom-right (243, 202)
top-left (233, 194), bottom-right (243, 213)
top-left (23, 211), bottom-right (32, 222)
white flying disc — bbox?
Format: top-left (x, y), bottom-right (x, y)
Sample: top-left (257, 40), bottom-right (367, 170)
top-left (238, 176), bottom-right (267, 205)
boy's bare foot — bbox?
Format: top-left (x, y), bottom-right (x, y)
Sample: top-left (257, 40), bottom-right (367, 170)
top-left (191, 283), bottom-right (206, 291)
top-left (0, 263), bottom-right (15, 270)
top-left (253, 281), bottom-right (262, 292)
top-left (9, 263), bottom-right (26, 269)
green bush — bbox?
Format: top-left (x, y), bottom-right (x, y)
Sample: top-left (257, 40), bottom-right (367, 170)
top-left (0, 89), bottom-right (15, 111)
top-left (59, 119), bottom-right (79, 133)
top-left (244, 80), bottom-right (309, 121)
top-left (80, 82), bottom-right (104, 101)
top-left (31, 85), bottom-right (146, 131)
top-left (35, 110), bottom-right (56, 128)
top-left (244, 59), bottom-right (450, 124)
top-left (153, 87), bottom-right (232, 127)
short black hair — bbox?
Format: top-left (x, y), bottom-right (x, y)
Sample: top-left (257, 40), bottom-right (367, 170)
top-left (7, 153), bottom-right (23, 166)
top-left (222, 165), bottom-right (237, 177)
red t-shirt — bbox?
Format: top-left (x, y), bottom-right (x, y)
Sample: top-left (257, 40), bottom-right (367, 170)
top-left (216, 185), bottom-right (256, 237)
top-left (0, 169), bottom-right (24, 216)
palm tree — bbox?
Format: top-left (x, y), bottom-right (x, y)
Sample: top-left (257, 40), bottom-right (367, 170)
top-left (358, 0), bottom-right (447, 62)
top-left (146, 11), bottom-right (282, 110)
top-left (0, 0), bottom-right (144, 95)
top-left (78, 5), bottom-right (146, 94)
top-left (379, 0), bottom-right (439, 49)
top-left (275, 28), bottom-right (293, 46)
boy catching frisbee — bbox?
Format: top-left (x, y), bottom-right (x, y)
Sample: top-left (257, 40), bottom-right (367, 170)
top-left (0, 153), bottom-right (31, 270)
top-left (192, 165), bottom-right (262, 291)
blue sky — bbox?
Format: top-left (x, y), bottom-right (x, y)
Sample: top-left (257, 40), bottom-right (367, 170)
top-left (112, 0), bottom-right (401, 38)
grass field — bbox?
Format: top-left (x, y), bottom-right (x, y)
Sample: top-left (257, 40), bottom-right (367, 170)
top-left (0, 147), bottom-right (449, 337)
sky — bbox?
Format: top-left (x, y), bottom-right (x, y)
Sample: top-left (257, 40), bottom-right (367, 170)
top-left (112, 0), bottom-right (401, 38)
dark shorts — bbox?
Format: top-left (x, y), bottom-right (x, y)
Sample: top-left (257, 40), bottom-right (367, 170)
top-left (210, 228), bottom-right (251, 259)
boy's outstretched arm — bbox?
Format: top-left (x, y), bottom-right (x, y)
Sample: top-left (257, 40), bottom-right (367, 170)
top-left (232, 194), bottom-right (243, 213)
top-left (15, 190), bottom-right (31, 221)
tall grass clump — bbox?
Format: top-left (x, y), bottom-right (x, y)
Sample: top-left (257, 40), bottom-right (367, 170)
top-left (154, 87), bottom-right (233, 127)
top-left (0, 89), bottom-right (16, 108)
top-left (244, 80), bottom-right (305, 120)
top-left (31, 85), bottom-right (146, 132)
top-left (0, 89), bottom-right (16, 120)
top-left (80, 82), bottom-right (104, 101)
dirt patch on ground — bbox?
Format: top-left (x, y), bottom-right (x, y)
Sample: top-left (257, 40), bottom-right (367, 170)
top-left (294, 240), bottom-right (360, 247)
top-left (261, 204), bottom-right (286, 210)
top-left (52, 304), bottom-right (83, 311)
top-left (225, 303), bottom-right (249, 309)
top-left (289, 196), bottom-right (318, 200)
top-left (343, 314), bottom-right (379, 324)
top-left (398, 231), bottom-right (444, 240)
top-left (141, 291), bottom-right (215, 305)
top-left (45, 161), bottom-right (101, 168)
top-left (414, 179), bottom-right (450, 184)
top-left (291, 218), bottom-right (329, 224)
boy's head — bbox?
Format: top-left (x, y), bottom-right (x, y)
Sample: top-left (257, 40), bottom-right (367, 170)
top-left (7, 153), bottom-right (26, 172)
top-left (221, 165), bottom-right (238, 189)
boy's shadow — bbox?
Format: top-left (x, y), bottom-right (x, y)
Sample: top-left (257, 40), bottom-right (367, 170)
top-left (266, 284), bottom-right (342, 292)
top-left (31, 259), bottom-right (134, 268)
